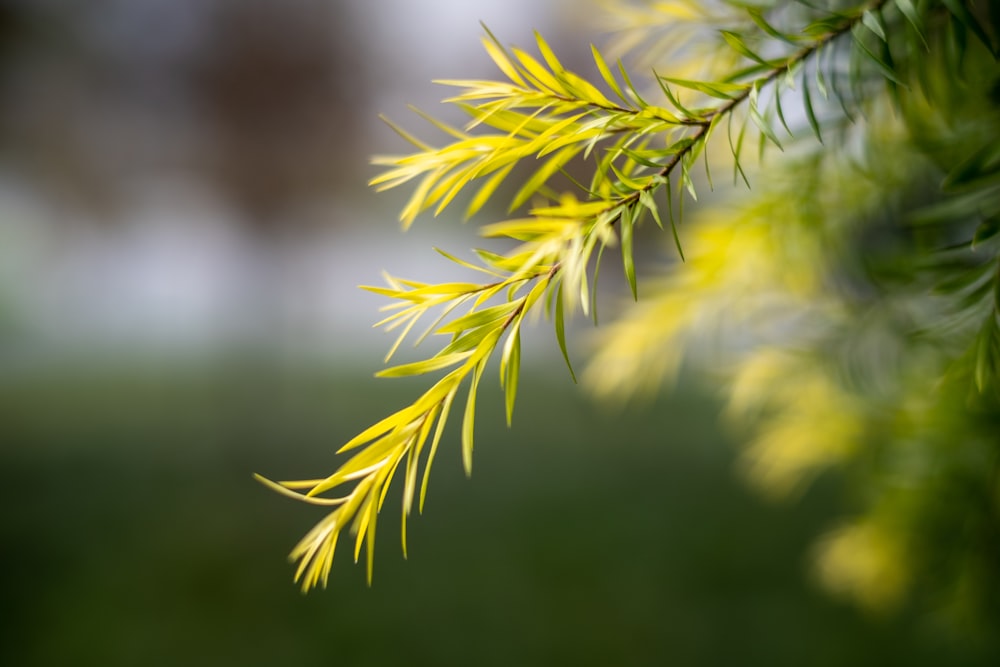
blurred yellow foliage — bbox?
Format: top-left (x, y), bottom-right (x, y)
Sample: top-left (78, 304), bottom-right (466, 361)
top-left (814, 519), bottom-right (910, 612)
top-left (585, 199), bottom-right (826, 400)
top-left (732, 349), bottom-right (865, 499)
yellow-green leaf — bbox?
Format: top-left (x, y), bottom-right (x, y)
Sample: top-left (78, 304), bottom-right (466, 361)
top-left (554, 282), bottom-right (578, 383)
top-left (621, 205), bottom-right (637, 300)
top-left (501, 323), bottom-right (522, 426)
top-left (437, 300), bottom-right (522, 334)
top-left (592, 45), bottom-right (629, 105)
top-left (376, 351), bottom-right (474, 378)
top-left (462, 359), bottom-right (487, 476)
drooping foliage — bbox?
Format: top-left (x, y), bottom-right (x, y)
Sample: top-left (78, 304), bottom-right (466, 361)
top-left (257, 0), bottom-right (1000, 628)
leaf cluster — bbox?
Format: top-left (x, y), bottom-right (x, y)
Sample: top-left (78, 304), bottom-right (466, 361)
top-left (258, 0), bottom-right (1000, 592)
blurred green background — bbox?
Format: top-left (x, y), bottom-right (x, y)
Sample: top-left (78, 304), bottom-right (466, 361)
top-left (1, 1), bottom-right (998, 665)
top-left (6, 363), bottom-right (998, 666)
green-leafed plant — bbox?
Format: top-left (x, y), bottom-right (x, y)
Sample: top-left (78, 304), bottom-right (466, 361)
top-left (258, 0), bottom-right (1000, 629)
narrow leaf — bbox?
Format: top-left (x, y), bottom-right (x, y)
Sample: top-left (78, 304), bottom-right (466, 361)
top-left (802, 77), bottom-right (823, 144)
top-left (667, 178), bottom-right (685, 261)
top-left (747, 8), bottom-right (800, 45)
top-left (639, 189), bottom-right (662, 229)
top-left (376, 351), bottom-right (473, 378)
top-left (592, 44), bottom-right (628, 105)
top-left (663, 77), bottom-right (748, 100)
top-left (621, 205), bottom-right (637, 300)
top-left (480, 25), bottom-right (527, 86)
top-left (894, 0), bottom-right (928, 49)
top-left (851, 27), bottom-right (907, 86)
top-left (554, 283), bottom-right (578, 383)
top-left (618, 60), bottom-right (649, 107)
top-left (749, 103), bottom-right (783, 150)
top-left (862, 10), bottom-right (887, 42)
top-left (338, 407), bottom-right (414, 454)
top-left (721, 30), bottom-right (772, 65)
top-left (461, 359), bottom-right (486, 476)
top-left (419, 390), bottom-right (456, 513)
top-left (437, 301), bottom-right (520, 335)
top-left (729, 113), bottom-right (750, 188)
top-left (502, 328), bottom-right (521, 426)
top-left (510, 146), bottom-right (583, 211)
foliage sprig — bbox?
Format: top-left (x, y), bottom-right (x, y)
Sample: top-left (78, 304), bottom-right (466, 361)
top-left (258, 0), bottom-right (999, 592)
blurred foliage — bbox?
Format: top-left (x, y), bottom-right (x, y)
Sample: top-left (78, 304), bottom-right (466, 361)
top-left (586, 0), bottom-right (1000, 635)
top-left (256, 0), bottom-right (1000, 643)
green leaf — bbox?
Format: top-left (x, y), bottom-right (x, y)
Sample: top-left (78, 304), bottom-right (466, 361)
top-left (746, 8), bottom-right (800, 45)
top-left (591, 242), bottom-right (607, 323)
top-left (510, 146), bottom-right (583, 211)
top-left (437, 300), bottom-right (521, 335)
top-left (419, 390), bottom-right (456, 513)
top-left (337, 407), bottom-right (415, 454)
top-left (434, 247), bottom-right (504, 277)
top-left (803, 17), bottom-right (849, 40)
top-left (609, 162), bottom-right (649, 192)
top-left (377, 114), bottom-right (432, 152)
top-left (802, 76), bottom-right (823, 144)
top-left (480, 23), bottom-right (528, 87)
top-left (384, 311), bottom-right (421, 362)
top-left (893, 0), bottom-right (928, 49)
top-left (535, 31), bottom-right (563, 74)
top-left (851, 26), bottom-right (907, 87)
top-left (749, 103), bottom-right (783, 151)
top-left (621, 204), bottom-right (638, 300)
top-left (402, 406), bottom-right (436, 522)
top-left (377, 351), bottom-right (473, 378)
top-left (654, 72), bottom-right (695, 118)
top-left (618, 60), bottom-right (649, 108)
top-left (438, 324), bottom-right (499, 356)
top-left (773, 88), bottom-right (791, 136)
top-left (729, 114), bottom-right (750, 189)
top-left (408, 105), bottom-right (469, 141)
top-left (592, 45), bottom-right (629, 105)
top-left (814, 53), bottom-right (829, 99)
top-left (663, 77), bottom-right (749, 100)
top-left (861, 10), bottom-right (887, 42)
top-left (501, 327), bottom-right (521, 426)
top-left (554, 282), bottom-right (578, 383)
top-left (512, 47), bottom-right (563, 93)
top-left (756, 123), bottom-right (768, 163)
top-left (665, 178), bottom-right (685, 261)
top-left (532, 112), bottom-right (590, 156)
top-left (619, 147), bottom-right (665, 169)
top-left (411, 300), bottom-right (472, 350)
top-left (462, 358), bottom-right (487, 476)
top-left (784, 59), bottom-right (800, 91)
top-left (639, 189), bottom-right (662, 229)
top-left (828, 46), bottom-right (856, 122)
top-left (681, 156), bottom-right (698, 201)
top-left (480, 217), bottom-right (573, 241)
top-left (721, 30), bottom-right (773, 66)
top-left (568, 70), bottom-right (616, 106)
top-left (473, 247), bottom-right (510, 267)
top-left (703, 114), bottom-right (723, 190)
top-left (973, 218), bottom-right (1000, 249)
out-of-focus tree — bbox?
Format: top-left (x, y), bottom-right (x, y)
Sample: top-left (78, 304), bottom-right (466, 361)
top-left (0, 0), bottom-right (367, 230)
top-left (260, 0), bottom-right (1000, 636)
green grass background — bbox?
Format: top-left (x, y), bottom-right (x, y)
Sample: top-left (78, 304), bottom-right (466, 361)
top-left (2, 362), bottom-right (995, 666)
